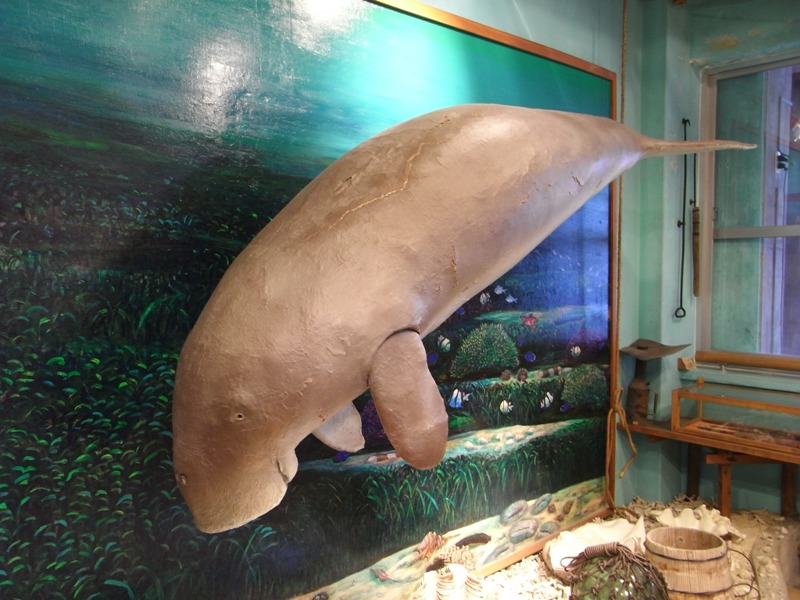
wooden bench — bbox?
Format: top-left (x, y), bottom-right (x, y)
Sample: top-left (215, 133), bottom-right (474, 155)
top-left (622, 418), bottom-right (798, 517)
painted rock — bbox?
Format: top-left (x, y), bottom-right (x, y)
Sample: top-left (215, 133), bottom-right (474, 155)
top-left (482, 541), bottom-right (514, 565)
top-left (537, 521), bottom-right (561, 538)
top-left (500, 499), bottom-right (529, 524)
top-left (530, 493), bottom-right (552, 515)
top-left (509, 518), bottom-right (540, 543)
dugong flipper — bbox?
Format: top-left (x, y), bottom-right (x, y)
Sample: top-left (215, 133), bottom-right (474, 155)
top-left (312, 402), bottom-right (365, 452)
top-left (172, 104), bottom-right (754, 533)
top-left (370, 330), bottom-right (449, 469)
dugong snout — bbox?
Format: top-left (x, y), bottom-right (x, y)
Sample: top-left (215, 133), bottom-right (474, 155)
top-left (174, 449), bottom-right (299, 533)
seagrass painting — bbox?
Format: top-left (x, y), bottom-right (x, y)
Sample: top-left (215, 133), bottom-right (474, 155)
top-left (0, 0), bottom-right (615, 598)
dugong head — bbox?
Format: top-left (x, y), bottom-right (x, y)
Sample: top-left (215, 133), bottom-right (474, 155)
top-left (171, 341), bottom-right (300, 533)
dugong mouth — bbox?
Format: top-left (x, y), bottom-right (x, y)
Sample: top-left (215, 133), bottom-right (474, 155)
top-left (175, 453), bottom-right (299, 534)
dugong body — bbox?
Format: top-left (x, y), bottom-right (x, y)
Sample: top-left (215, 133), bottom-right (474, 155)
top-left (172, 104), bottom-right (752, 533)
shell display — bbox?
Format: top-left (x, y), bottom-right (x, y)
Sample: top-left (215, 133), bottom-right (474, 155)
top-left (653, 505), bottom-right (744, 540)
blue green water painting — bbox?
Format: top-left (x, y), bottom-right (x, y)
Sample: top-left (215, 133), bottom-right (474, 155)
top-left (0, 0), bottom-right (612, 598)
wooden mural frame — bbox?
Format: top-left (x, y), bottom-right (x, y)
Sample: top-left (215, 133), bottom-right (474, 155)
top-left (0, 0), bottom-right (621, 596)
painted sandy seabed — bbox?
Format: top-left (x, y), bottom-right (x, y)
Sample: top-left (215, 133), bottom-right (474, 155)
top-left (293, 466), bottom-right (606, 599)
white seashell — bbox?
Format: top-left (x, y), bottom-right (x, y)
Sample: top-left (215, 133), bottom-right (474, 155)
top-left (653, 504), bottom-right (744, 540)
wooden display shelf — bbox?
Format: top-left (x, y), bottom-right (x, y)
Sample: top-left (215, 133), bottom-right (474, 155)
top-left (622, 417), bottom-right (798, 517)
top-left (627, 417), bottom-right (800, 465)
top-left (671, 383), bottom-right (800, 461)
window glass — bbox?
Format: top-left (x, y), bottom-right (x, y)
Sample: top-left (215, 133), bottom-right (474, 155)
top-left (706, 62), bottom-right (800, 362)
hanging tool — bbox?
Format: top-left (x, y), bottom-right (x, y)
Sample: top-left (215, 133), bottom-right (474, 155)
top-left (674, 118), bottom-right (695, 318)
top-left (690, 151), bottom-right (699, 297)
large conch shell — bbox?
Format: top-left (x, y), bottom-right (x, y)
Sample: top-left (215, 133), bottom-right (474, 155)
top-left (653, 504), bottom-right (744, 540)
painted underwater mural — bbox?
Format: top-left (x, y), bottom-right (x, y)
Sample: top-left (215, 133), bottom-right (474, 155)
top-left (0, 1), bottom-right (614, 598)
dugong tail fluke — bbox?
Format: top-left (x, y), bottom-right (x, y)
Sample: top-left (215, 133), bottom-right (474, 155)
top-left (172, 103), bottom-right (754, 533)
top-left (639, 136), bottom-right (756, 158)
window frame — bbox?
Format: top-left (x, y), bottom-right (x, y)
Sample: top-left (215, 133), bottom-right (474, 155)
top-left (697, 51), bottom-right (800, 372)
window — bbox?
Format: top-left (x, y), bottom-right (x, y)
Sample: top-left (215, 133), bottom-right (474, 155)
top-left (698, 56), bottom-right (800, 370)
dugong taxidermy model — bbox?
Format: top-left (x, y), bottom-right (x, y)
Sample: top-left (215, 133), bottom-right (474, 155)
top-left (172, 104), bottom-right (753, 533)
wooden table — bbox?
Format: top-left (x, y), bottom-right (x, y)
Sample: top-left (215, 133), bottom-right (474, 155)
top-left (622, 418), bottom-right (798, 517)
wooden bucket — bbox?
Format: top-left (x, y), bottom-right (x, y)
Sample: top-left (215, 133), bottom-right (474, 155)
top-left (645, 527), bottom-right (733, 599)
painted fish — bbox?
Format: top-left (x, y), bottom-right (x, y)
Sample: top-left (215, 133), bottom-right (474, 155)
top-left (332, 451), bottom-right (350, 463)
top-left (455, 532), bottom-right (491, 547)
top-left (499, 400), bottom-right (514, 414)
top-left (448, 388), bottom-right (470, 409)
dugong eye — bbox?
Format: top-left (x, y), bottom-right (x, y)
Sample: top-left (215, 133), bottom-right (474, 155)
top-left (233, 411), bottom-right (245, 422)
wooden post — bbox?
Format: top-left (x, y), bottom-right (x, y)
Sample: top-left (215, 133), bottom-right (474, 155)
top-left (687, 444), bottom-right (700, 498)
top-left (781, 463), bottom-right (797, 517)
top-left (718, 463), bottom-right (732, 516)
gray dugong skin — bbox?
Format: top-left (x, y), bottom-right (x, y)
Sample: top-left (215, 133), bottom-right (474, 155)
top-left (171, 104), bottom-right (752, 533)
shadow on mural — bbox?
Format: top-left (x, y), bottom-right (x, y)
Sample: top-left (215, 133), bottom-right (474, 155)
top-left (0, 1), bottom-right (612, 598)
